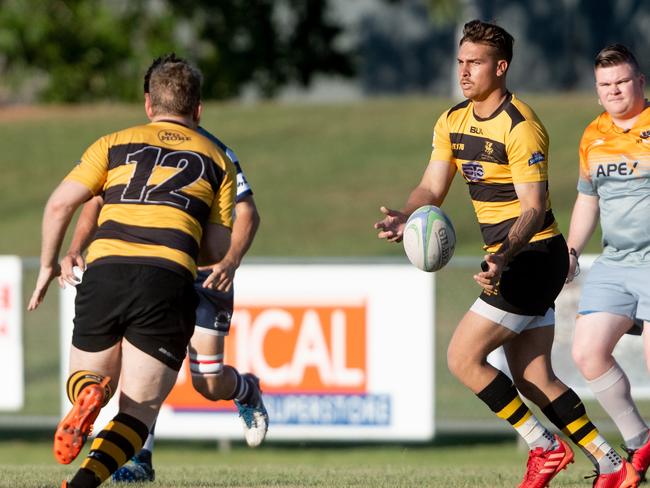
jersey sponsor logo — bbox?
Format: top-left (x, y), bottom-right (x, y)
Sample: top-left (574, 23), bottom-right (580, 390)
top-left (461, 161), bottom-right (484, 182)
top-left (158, 129), bottom-right (192, 146)
top-left (470, 126), bottom-right (484, 135)
top-left (451, 142), bottom-right (465, 151)
top-left (528, 151), bottom-right (545, 166)
top-left (595, 161), bottom-right (638, 177)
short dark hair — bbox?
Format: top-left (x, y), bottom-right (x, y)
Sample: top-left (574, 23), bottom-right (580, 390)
top-left (594, 44), bottom-right (641, 74)
top-left (145, 53), bottom-right (202, 116)
top-left (460, 19), bottom-right (514, 64)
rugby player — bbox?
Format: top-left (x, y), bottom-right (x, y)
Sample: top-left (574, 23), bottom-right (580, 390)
top-left (56, 55), bottom-right (268, 484)
top-left (29, 55), bottom-right (237, 488)
top-left (375, 20), bottom-right (637, 488)
top-left (567, 43), bottom-right (650, 482)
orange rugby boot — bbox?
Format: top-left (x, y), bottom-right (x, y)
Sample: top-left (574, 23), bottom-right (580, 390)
top-left (53, 376), bottom-right (110, 464)
top-left (591, 460), bottom-right (639, 488)
top-left (517, 434), bottom-right (574, 488)
top-left (624, 432), bottom-right (650, 481)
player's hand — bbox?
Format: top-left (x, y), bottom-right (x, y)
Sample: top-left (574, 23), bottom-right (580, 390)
top-left (198, 258), bottom-right (237, 292)
top-left (374, 206), bottom-right (407, 242)
top-left (59, 253), bottom-right (85, 287)
top-left (473, 254), bottom-right (505, 295)
top-left (565, 252), bottom-right (580, 284)
top-left (28, 264), bottom-right (61, 311)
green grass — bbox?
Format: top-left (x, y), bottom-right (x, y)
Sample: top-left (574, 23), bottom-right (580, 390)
top-left (0, 437), bottom-right (605, 487)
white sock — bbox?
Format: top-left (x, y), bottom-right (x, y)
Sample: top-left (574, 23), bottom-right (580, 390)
top-left (515, 415), bottom-right (555, 451)
top-left (142, 422), bottom-right (155, 453)
top-left (588, 364), bottom-right (648, 448)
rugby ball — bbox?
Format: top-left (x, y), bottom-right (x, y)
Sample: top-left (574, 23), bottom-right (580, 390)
top-left (403, 205), bottom-right (456, 272)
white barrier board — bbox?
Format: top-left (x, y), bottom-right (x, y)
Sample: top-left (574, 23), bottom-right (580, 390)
top-left (61, 263), bottom-right (435, 441)
top-left (0, 256), bottom-right (23, 410)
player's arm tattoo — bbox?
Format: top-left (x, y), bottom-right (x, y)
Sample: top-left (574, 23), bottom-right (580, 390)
top-left (496, 207), bottom-right (542, 263)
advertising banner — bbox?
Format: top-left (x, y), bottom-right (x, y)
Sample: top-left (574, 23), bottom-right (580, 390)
top-left (61, 263), bottom-right (435, 441)
top-left (0, 256), bottom-right (23, 410)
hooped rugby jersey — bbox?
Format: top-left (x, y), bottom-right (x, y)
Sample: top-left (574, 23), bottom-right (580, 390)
top-left (578, 105), bottom-right (650, 265)
top-left (197, 126), bottom-right (253, 203)
top-left (65, 121), bottom-right (237, 279)
top-left (430, 92), bottom-right (559, 252)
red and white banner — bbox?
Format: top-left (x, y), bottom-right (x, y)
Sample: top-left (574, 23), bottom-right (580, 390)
top-left (0, 256), bottom-right (23, 410)
top-left (61, 263), bottom-right (435, 441)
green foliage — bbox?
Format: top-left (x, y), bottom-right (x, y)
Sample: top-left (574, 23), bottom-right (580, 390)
top-left (0, 0), bottom-right (353, 102)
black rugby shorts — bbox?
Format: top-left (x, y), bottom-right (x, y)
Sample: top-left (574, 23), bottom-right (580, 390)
top-left (480, 234), bottom-right (569, 316)
top-left (72, 263), bottom-right (198, 371)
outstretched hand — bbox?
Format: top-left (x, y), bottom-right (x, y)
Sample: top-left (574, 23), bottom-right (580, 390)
top-left (473, 253), bottom-right (505, 295)
top-left (28, 264), bottom-right (61, 311)
top-left (374, 206), bottom-right (407, 243)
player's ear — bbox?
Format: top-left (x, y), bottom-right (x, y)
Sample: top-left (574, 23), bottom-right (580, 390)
top-left (496, 59), bottom-right (508, 77)
top-left (144, 93), bottom-right (154, 119)
top-left (194, 102), bottom-right (202, 124)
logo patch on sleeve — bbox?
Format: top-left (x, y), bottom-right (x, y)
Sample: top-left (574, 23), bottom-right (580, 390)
top-left (528, 152), bottom-right (545, 166)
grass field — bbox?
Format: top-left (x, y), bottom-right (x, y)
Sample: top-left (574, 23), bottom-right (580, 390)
top-left (0, 96), bottom-right (638, 487)
top-left (0, 436), bottom-right (606, 487)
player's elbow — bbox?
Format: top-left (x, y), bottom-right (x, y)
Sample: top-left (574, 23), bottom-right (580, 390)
top-left (45, 194), bottom-right (77, 220)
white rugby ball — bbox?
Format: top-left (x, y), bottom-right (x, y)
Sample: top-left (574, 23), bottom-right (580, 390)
top-left (403, 205), bottom-right (456, 272)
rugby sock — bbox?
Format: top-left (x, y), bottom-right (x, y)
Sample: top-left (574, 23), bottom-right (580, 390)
top-left (66, 370), bottom-right (112, 407)
top-left (542, 388), bottom-right (622, 474)
top-left (477, 371), bottom-right (555, 451)
top-left (226, 369), bottom-right (250, 403)
top-left (587, 364), bottom-right (649, 449)
top-left (141, 422), bottom-right (155, 454)
top-left (69, 412), bottom-right (149, 487)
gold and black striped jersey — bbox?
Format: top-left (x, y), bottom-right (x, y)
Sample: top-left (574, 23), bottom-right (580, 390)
top-left (65, 120), bottom-right (236, 279)
top-left (430, 92), bottom-right (559, 252)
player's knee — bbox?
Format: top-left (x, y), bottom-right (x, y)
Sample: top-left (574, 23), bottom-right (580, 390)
top-left (447, 344), bottom-right (467, 380)
top-left (571, 341), bottom-right (591, 372)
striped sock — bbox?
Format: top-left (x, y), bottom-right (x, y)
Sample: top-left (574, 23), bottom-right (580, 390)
top-left (477, 371), bottom-right (554, 451)
top-left (225, 369), bottom-right (249, 403)
top-left (66, 370), bottom-right (112, 407)
top-left (70, 412), bottom-right (149, 487)
top-left (542, 388), bottom-right (622, 474)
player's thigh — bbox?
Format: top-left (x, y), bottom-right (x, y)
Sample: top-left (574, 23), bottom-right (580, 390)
top-left (573, 312), bottom-right (632, 360)
top-left (448, 310), bottom-right (517, 365)
top-left (504, 325), bottom-right (555, 384)
top-left (189, 329), bottom-right (225, 356)
top-left (194, 274), bottom-right (233, 337)
top-left (189, 279), bottom-right (232, 375)
top-left (118, 338), bottom-right (179, 427)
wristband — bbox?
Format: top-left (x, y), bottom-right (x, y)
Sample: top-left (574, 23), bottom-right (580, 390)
top-left (569, 248), bottom-right (579, 258)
